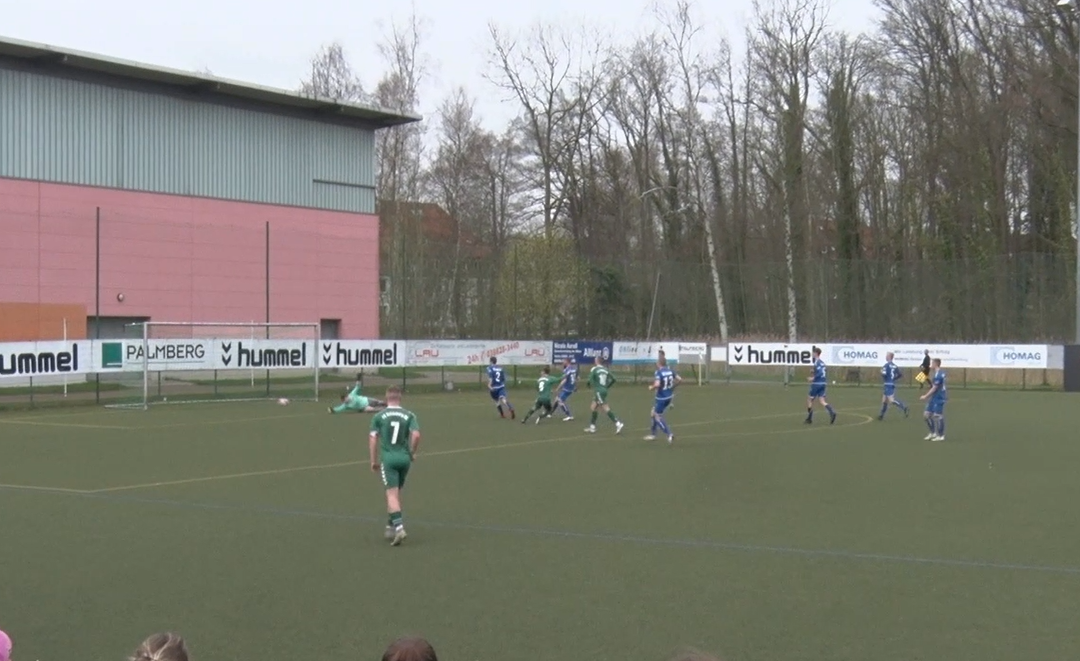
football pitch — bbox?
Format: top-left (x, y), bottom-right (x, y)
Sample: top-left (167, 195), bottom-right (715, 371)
top-left (1, 384), bottom-right (1078, 661)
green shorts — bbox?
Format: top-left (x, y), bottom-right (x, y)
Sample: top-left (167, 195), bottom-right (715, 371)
top-left (350, 395), bottom-right (370, 409)
top-left (534, 398), bottom-right (553, 411)
top-left (593, 389), bottom-right (609, 405)
top-left (380, 454), bottom-right (411, 490)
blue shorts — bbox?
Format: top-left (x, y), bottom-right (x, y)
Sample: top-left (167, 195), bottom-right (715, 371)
top-left (925, 399), bottom-right (946, 415)
top-left (883, 384), bottom-right (896, 397)
top-left (653, 397), bottom-right (672, 414)
top-left (808, 383), bottom-right (826, 398)
top-left (558, 388), bottom-right (574, 401)
top-left (489, 387), bottom-right (506, 401)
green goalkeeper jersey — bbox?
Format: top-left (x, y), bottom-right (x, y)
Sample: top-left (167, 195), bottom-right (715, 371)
top-left (370, 406), bottom-right (419, 459)
top-left (589, 365), bottom-right (616, 393)
top-left (346, 384), bottom-right (370, 408)
top-left (535, 375), bottom-right (562, 402)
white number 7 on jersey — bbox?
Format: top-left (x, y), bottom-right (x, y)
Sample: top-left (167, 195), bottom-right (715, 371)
top-left (389, 420), bottom-right (401, 445)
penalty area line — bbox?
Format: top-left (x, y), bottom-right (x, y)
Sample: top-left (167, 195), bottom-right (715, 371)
top-left (0, 418), bottom-right (132, 430)
top-left (0, 482), bottom-right (94, 494)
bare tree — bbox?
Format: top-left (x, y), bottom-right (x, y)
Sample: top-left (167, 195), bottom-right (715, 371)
top-left (677, 2), bottom-right (730, 342)
top-left (487, 22), bottom-right (606, 238)
top-left (372, 14), bottom-right (428, 337)
top-left (299, 42), bottom-right (367, 102)
top-left (749, 0), bottom-right (827, 341)
top-left (813, 32), bottom-right (875, 338)
top-left (426, 87), bottom-right (492, 333)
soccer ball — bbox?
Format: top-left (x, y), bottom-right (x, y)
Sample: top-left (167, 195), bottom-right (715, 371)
top-left (277, 398), bottom-right (289, 406)
top-left (444, 381), bottom-right (454, 391)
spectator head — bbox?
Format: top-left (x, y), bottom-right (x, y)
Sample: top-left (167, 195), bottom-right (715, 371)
top-left (0, 629), bottom-right (11, 661)
top-left (130, 633), bottom-right (188, 661)
top-left (381, 637), bottom-right (437, 661)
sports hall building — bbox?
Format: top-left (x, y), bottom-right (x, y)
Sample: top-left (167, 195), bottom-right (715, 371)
top-left (0, 36), bottom-right (417, 343)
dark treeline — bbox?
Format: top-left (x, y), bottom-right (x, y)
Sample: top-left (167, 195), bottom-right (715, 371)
top-left (302, 0), bottom-right (1079, 342)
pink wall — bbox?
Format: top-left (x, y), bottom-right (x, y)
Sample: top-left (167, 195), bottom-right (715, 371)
top-left (0, 178), bottom-right (380, 338)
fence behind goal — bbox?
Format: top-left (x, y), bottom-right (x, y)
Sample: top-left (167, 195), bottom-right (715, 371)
top-left (105, 322), bottom-right (321, 409)
top-left (0, 335), bottom-right (1064, 411)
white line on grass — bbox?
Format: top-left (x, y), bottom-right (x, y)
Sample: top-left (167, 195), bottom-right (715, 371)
top-left (85, 410), bottom-right (876, 494)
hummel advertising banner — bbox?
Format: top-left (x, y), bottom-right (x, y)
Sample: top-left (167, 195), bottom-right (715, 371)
top-left (726, 343), bottom-right (1049, 369)
top-left (0, 341), bottom-right (90, 379)
top-left (405, 340), bottom-right (551, 366)
top-left (318, 341), bottom-right (402, 368)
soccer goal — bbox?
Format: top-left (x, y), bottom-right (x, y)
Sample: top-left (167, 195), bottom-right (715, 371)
top-left (102, 322), bottom-right (321, 410)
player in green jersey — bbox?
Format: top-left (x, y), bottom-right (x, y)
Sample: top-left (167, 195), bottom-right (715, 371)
top-left (584, 355), bottom-right (624, 434)
top-left (329, 374), bottom-right (387, 414)
top-left (521, 366), bottom-right (566, 425)
top-left (368, 386), bottom-right (421, 546)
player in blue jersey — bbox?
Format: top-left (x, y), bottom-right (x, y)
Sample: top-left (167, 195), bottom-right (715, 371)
top-left (805, 346), bottom-right (837, 424)
top-left (487, 356), bottom-right (515, 419)
top-left (919, 357), bottom-right (947, 441)
top-left (645, 353), bottom-right (681, 445)
top-left (878, 352), bottom-right (909, 420)
top-left (553, 357), bottom-right (578, 421)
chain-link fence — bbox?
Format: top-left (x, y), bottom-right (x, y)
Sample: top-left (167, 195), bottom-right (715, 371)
top-left (382, 247), bottom-right (1077, 343)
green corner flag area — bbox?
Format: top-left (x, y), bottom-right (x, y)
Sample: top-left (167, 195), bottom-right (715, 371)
top-left (1, 384), bottom-right (1077, 661)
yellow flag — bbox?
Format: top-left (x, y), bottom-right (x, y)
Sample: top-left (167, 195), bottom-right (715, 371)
top-left (914, 372), bottom-right (927, 383)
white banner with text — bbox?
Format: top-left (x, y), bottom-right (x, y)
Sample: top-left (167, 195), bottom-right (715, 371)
top-left (612, 342), bottom-right (707, 364)
top-left (405, 340), bottom-right (551, 366)
top-left (0, 340), bottom-right (91, 379)
top-left (0, 338), bottom-right (1053, 381)
top-left (725, 343), bottom-right (1049, 369)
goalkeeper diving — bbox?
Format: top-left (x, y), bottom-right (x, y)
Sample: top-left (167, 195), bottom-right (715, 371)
top-left (328, 374), bottom-right (388, 414)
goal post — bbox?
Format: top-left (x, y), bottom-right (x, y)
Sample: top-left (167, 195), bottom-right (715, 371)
top-left (103, 321), bottom-right (321, 410)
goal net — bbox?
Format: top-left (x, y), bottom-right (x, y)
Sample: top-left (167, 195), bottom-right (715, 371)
top-left (103, 322), bottom-right (320, 410)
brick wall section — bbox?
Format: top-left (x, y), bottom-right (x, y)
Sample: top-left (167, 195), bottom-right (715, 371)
top-left (0, 178), bottom-right (379, 338)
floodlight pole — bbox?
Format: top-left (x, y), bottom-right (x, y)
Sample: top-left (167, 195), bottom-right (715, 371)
top-left (1067, 0), bottom-right (1080, 342)
top-left (1075, 34), bottom-right (1080, 344)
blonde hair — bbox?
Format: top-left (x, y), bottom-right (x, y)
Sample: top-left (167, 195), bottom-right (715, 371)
top-left (130, 633), bottom-right (188, 661)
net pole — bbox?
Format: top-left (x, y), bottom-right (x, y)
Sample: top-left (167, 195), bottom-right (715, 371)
top-left (142, 321), bottom-right (149, 410)
top-left (250, 322), bottom-right (255, 389)
top-left (646, 269), bottom-right (661, 342)
top-left (265, 221), bottom-right (271, 398)
top-left (314, 324), bottom-right (321, 401)
top-left (62, 317), bottom-right (68, 398)
top-left (95, 207), bottom-right (101, 405)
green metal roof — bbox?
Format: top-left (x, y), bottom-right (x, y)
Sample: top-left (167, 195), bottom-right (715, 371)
top-left (0, 35), bottom-right (421, 129)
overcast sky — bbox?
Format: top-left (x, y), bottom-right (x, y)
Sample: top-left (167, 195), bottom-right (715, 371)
top-left (2, 0), bottom-right (881, 131)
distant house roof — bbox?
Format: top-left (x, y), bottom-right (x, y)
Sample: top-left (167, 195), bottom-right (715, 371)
top-left (379, 202), bottom-right (490, 259)
top-left (0, 35), bottom-right (421, 130)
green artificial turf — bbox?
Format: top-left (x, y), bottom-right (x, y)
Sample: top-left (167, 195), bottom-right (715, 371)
top-left (0, 384), bottom-right (1078, 661)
